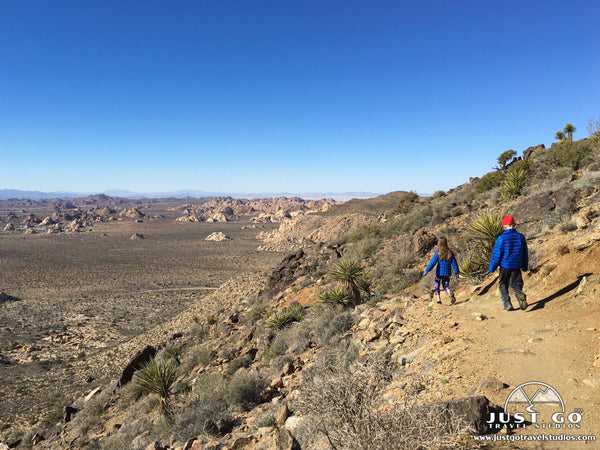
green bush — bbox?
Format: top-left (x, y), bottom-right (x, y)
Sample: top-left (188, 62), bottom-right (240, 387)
top-left (497, 149), bottom-right (517, 169)
top-left (173, 373), bottom-right (233, 439)
top-left (225, 371), bottom-right (268, 412)
top-left (394, 191), bottom-right (419, 214)
top-left (547, 140), bottom-right (593, 170)
top-left (476, 170), bottom-right (504, 193)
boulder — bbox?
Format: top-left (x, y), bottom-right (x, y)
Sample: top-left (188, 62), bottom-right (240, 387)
top-left (130, 233), bottom-right (144, 240)
top-left (205, 232), bottom-right (230, 241)
top-left (3, 223), bottom-right (15, 231)
top-left (119, 345), bottom-right (157, 386)
top-left (523, 144), bottom-right (545, 160)
top-left (413, 230), bottom-right (437, 255)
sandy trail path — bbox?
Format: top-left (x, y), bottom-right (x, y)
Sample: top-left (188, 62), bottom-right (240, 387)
top-left (446, 239), bottom-right (600, 449)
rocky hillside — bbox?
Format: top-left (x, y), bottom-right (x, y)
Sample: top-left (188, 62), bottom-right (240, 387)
top-left (2, 134), bottom-right (600, 449)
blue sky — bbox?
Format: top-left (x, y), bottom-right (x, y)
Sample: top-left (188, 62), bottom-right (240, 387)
top-left (1, 0), bottom-right (599, 196)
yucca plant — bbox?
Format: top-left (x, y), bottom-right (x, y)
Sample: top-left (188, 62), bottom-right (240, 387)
top-left (319, 286), bottom-right (350, 305)
top-left (500, 167), bottom-right (529, 201)
top-left (329, 258), bottom-right (370, 306)
top-left (467, 212), bottom-right (504, 244)
top-left (135, 359), bottom-right (178, 417)
top-left (266, 304), bottom-right (304, 330)
top-left (463, 212), bottom-right (505, 277)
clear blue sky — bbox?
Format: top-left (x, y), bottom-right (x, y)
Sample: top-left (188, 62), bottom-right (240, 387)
top-left (1, 0), bottom-right (599, 195)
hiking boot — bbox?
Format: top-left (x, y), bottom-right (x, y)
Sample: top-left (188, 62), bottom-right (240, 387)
top-left (517, 293), bottom-right (527, 310)
top-left (504, 303), bottom-right (515, 311)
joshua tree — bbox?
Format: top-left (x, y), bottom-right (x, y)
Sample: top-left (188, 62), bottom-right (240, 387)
top-left (564, 123), bottom-right (576, 141)
top-left (555, 130), bottom-right (565, 141)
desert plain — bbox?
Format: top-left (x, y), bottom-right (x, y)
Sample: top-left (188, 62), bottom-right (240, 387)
top-left (0, 199), bottom-right (283, 431)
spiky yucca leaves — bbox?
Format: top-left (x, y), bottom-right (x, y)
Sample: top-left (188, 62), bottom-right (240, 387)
top-left (266, 304), bottom-right (304, 330)
top-left (458, 256), bottom-right (482, 279)
top-left (499, 167), bottom-right (529, 201)
top-left (329, 258), bottom-right (371, 306)
top-left (463, 212), bottom-right (505, 278)
top-left (319, 286), bottom-right (350, 305)
top-left (467, 212), bottom-right (504, 244)
top-left (135, 359), bottom-right (178, 417)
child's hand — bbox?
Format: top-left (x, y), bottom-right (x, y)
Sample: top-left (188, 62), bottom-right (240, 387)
top-left (423, 271), bottom-right (427, 277)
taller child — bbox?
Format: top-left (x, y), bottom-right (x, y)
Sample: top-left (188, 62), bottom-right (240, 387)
top-left (423, 237), bottom-right (459, 305)
top-left (488, 215), bottom-right (528, 311)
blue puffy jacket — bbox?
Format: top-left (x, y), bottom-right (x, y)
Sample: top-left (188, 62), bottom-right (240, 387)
top-left (425, 250), bottom-right (459, 277)
top-left (488, 228), bottom-right (528, 272)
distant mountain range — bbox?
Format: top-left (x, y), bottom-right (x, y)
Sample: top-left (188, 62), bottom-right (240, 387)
top-left (0, 189), bottom-right (382, 202)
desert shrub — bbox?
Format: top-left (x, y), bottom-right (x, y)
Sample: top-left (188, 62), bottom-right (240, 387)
top-left (558, 219), bottom-right (578, 233)
top-left (394, 191), bottom-right (419, 214)
top-left (547, 140), bottom-right (593, 170)
top-left (432, 190), bottom-right (445, 199)
top-left (173, 373), bottom-right (233, 440)
top-left (547, 167), bottom-right (574, 184)
top-left (225, 371), bottom-right (268, 412)
top-left (164, 345), bottom-right (182, 361)
top-left (344, 235), bottom-right (382, 260)
top-left (299, 356), bottom-right (465, 449)
top-left (476, 170), bottom-right (504, 193)
top-left (225, 354), bottom-right (254, 376)
top-left (135, 359), bottom-right (178, 417)
top-left (553, 189), bottom-right (578, 223)
top-left (101, 417), bottom-right (158, 450)
top-left (254, 410), bottom-right (276, 429)
top-left (311, 308), bottom-right (355, 346)
top-left (398, 204), bottom-right (433, 232)
top-left (373, 234), bottom-right (417, 295)
top-left (263, 306), bottom-right (354, 362)
top-left (194, 348), bottom-right (215, 368)
top-left (71, 390), bottom-right (112, 435)
top-left (468, 211), bottom-right (504, 243)
top-left (573, 171), bottom-right (600, 189)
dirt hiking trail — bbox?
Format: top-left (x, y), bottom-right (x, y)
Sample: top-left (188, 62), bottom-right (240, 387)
top-left (446, 233), bottom-right (600, 448)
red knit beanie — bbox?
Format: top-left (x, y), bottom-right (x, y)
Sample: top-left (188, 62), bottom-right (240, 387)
top-left (502, 215), bottom-right (515, 226)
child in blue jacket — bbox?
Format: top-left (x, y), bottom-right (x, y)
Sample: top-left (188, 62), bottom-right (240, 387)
top-left (489, 215), bottom-right (528, 311)
top-left (423, 237), bottom-right (460, 305)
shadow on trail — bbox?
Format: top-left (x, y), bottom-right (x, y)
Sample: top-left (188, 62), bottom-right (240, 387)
top-left (474, 275), bottom-right (498, 296)
top-left (528, 273), bottom-right (592, 311)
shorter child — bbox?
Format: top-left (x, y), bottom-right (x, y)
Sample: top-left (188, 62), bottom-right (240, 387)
top-left (423, 237), bottom-right (459, 305)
